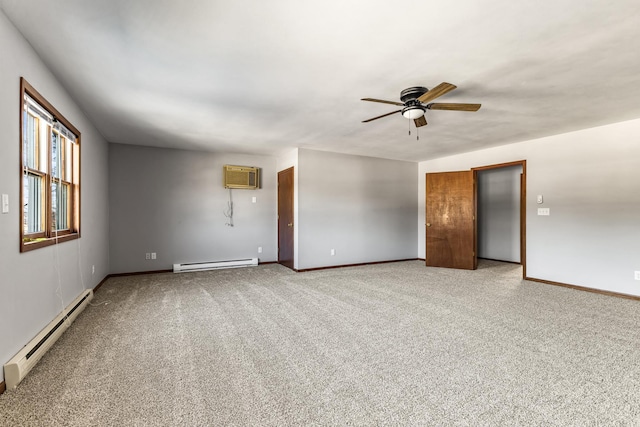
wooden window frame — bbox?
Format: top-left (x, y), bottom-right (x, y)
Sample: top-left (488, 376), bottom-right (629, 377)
top-left (20, 78), bottom-right (81, 252)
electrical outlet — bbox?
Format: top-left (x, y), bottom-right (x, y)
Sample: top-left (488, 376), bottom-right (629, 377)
top-left (252, 196), bottom-right (257, 203)
top-left (145, 253), bottom-right (150, 260)
top-left (330, 249), bottom-right (335, 256)
top-left (258, 246), bottom-right (262, 253)
top-left (92, 265), bottom-right (95, 275)
top-left (151, 252), bottom-right (156, 260)
top-left (635, 271), bottom-right (640, 281)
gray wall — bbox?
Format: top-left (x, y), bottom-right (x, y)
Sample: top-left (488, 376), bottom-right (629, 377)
top-left (109, 144), bottom-right (277, 273)
top-left (477, 165), bottom-right (522, 262)
top-left (298, 149), bottom-right (417, 270)
top-left (418, 118), bottom-right (640, 296)
top-left (0, 10), bottom-right (110, 383)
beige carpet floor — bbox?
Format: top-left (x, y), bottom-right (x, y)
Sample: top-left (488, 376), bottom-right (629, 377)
top-left (1, 260), bottom-right (640, 426)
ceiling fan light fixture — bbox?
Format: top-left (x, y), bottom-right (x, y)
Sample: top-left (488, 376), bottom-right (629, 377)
top-left (402, 106), bottom-right (425, 120)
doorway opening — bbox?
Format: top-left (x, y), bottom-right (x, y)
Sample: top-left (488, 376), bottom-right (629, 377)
top-left (473, 160), bottom-right (526, 277)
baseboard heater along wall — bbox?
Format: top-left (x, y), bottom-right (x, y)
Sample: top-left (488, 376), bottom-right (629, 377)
top-left (4, 289), bottom-right (93, 390)
top-left (173, 258), bottom-right (258, 273)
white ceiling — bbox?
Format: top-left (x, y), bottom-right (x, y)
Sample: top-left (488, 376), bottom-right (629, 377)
top-left (2, 0), bottom-right (640, 161)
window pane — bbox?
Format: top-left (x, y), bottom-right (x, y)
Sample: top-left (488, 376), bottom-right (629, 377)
top-left (40, 121), bottom-right (48, 174)
top-left (23, 173), bottom-right (44, 234)
top-left (60, 183), bottom-right (69, 230)
top-left (65, 138), bottom-right (72, 180)
top-left (23, 113), bottom-right (38, 169)
top-left (51, 181), bottom-right (69, 231)
top-left (52, 132), bottom-right (59, 178)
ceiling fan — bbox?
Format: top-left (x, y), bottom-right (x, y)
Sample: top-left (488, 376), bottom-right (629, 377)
top-left (361, 82), bottom-right (481, 128)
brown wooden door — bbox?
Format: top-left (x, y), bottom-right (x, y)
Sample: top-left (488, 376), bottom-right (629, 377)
top-left (426, 171), bottom-right (477, 270)
top-left (278, 167), bottom-right (294, 270)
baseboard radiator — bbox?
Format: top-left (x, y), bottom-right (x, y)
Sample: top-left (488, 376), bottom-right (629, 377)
top-left (3, 289), bottom-right (93, 390)
top-left (173, 258), bottom-right (258, 273)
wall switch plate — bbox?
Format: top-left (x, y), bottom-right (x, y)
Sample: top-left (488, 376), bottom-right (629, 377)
top-left (2, 194), bottom-right (8, 213)
top-left (537, 208), bottom-right (550, 216)
top-left (145, 253), bottom-right (150, 260)
top-left (151, 252), bottom-right (156, 260)
top-left (635, 271), bottom-right (640, 281)
top-left (252, 196), bottom-right (257, 203)
top-left (92, 265), bottom-right (95, 275)
top-left (537, 195), bottom-right (543, 204)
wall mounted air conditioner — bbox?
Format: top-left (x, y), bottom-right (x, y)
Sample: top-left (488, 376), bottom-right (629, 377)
top-left (223, 165), bottom-right (259, 189)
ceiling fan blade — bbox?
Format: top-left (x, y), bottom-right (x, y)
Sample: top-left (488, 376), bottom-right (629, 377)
top-left (428, 103), bottom-right (481, 112)
top-left (362, 109), bottom-right (402, 123)
top-left (417, 82), bottom-right (457, 104)
top-left (414, 116), bottom-right (427, 128)
top-left (361, 98), bottom-right (404, 106)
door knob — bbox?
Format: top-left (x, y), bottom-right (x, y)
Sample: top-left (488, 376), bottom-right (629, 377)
top-left (426, 223), bottom-right (431, 227)
top-left (288, 223), bottom-right (293, 227)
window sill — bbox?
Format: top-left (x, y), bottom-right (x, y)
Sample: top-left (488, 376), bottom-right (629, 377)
top-left (21, 232), bottom-right (79, 252)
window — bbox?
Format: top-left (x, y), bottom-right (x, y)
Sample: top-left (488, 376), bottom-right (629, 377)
top-left (20, 78), bottom-right (80, 252)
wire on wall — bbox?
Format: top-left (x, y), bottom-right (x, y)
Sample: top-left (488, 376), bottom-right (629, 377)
top-left (224, 189), bottom-right (234, 227)
top-left (50, 158), bottom-right (68, 326)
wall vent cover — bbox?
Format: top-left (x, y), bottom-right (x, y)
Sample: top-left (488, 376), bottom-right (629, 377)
top-left (223, 165), bottom-right (259, 189)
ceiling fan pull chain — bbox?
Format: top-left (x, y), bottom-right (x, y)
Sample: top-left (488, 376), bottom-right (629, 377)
top-left (417, 127), bottom-right (420, 141)
top-left (408, 118), bottom-right (411, 136)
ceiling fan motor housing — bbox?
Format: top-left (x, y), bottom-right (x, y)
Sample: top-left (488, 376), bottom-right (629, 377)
top-left (400, 86), bottom-right (428, 103)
